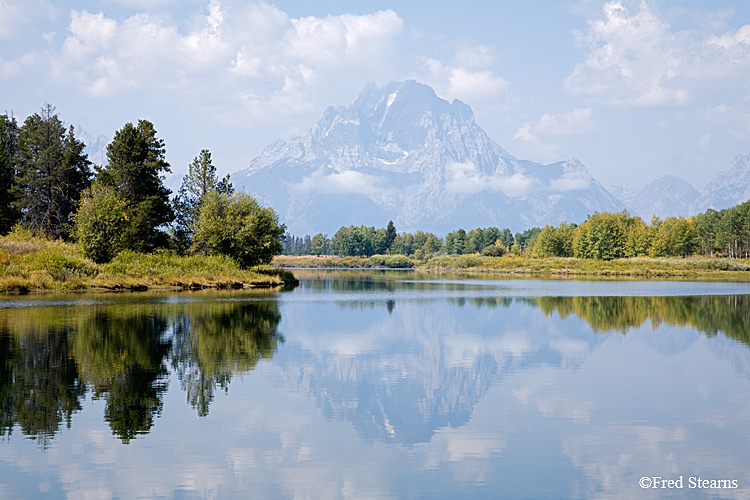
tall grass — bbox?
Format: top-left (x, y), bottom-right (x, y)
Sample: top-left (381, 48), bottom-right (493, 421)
top-left (0, 232), bottom-right (293, 293)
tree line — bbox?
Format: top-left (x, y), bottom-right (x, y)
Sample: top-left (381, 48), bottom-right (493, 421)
top-left (285, 204), bottom-right (750, 261)
top-left (0, 106), bottom-right (284, 267)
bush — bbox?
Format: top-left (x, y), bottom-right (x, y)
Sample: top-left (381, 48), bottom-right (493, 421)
top-left (73, 184), bottom-right (129, 263)
top-left (193, 192), bottom-right (284, 268)
top-left (368, 254), bottom-right (413, 268)
top-left (481, 244), bottom-right (506, 257)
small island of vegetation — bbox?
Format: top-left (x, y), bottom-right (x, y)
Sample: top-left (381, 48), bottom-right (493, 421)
top-left (0, 107), bottom-right (294, 293)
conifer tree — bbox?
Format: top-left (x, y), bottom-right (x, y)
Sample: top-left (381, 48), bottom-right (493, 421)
top-left (98, 120), bottom-right (173, 251)
top-left (15, 105), bottom-right (91, 238)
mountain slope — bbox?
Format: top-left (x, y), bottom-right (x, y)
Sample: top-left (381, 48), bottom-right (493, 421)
top-left (628, 175), bottom-right (700, 219)
top-left (233, 80), bottom-right (624, 235)
top-left (691, 153), bottom-right (750, 214)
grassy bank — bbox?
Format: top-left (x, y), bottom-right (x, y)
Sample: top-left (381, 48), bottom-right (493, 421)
top-left (273, 253), bottom-right (750, 280)
top-left (0, 233), bottom-right (297, 294)
top-left (273, 254), bottom-right (414, 269)
top-left (420, 254), bottom-right (750, 278)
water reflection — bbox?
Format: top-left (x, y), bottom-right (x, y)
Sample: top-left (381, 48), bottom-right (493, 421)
top-left (2, 275), bottom-right (750, 499)
top-left (271, 292), bottom-right (750, 447)
top-left (0, 293), bottom-right (282, 444)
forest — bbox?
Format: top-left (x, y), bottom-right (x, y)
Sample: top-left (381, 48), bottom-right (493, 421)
top-left (284, 203), bottom-right (750, 261)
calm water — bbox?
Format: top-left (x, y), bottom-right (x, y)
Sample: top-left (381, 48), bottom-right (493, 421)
top-left (2, 270), bottom-right (750, 499)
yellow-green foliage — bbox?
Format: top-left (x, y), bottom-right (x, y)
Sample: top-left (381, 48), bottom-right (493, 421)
top-left (420, 253), bottom-right (750, 278)
top-left (0, 233), bottom-right (292, 292)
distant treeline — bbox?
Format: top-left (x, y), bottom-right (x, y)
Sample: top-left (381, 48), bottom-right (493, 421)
top-left (284, 200), bottom-right (750, 260)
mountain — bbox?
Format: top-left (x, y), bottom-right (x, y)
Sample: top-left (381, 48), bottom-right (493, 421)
top-left (691, 153), bottom-right (750, 215)
top-left (233, 80), bottom-right (624, 235)
top-left (604, 183), bottom-right (637, 207)
top-left (73, 124), bottom-right (109, 168)
top-left (626, 175), bottom-right (700, 220)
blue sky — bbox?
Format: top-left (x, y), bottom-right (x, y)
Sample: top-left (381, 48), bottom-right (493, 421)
top-left (2, 0), bottom-right (750, 191)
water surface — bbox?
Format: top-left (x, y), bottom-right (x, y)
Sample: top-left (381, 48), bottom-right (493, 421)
top-left (1, 271), bottom-right (750, 499)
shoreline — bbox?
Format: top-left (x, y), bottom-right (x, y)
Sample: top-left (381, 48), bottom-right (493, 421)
top-left (273, 255), bottom-right (750, 281)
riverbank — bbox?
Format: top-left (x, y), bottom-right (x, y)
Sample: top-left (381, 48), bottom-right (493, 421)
top-left (0, 235), bottom-right (297, 294)
top-left (273, 254), bottom-right (750, 280)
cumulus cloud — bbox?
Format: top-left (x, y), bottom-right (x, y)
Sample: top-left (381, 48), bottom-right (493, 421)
top-left (0, 0), bottom-right (55, 40)
top-left (293, 170), bottom-right (380, 195)
top-left (566, 1), bottom-right (750, 106)
top-left (418, 55), bottom-right (513, 107)
top-left (445, 162), bottom-right (537, 198)
top-left (18, 1), bottom-right (402, 124)
top-left (513, 108), bottom-right (598, 162)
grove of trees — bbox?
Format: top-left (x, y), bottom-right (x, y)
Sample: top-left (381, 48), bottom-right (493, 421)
top-left (0, 106), bottom-right (285, 268)
top-left (283, 203), bottom-right (750, 262)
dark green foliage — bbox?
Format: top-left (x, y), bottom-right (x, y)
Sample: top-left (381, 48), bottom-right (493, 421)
top-left (385, 220), bottom-right (397, 251)
top-left (98, 120), bottom-right (173, 252)
top-left (368, 254), bottom-right (413, 268)
top-left (15, 105), bottom-right (91, 239)
top-left (193, 192), bottom-right (284, 268)
top-left (310, 233), bottom-right (331, 255)
top-left (481, 243), bottom-right (506, 257)
top-left (514, 227), bottom-right (541, 253)
top-left (0, 115), bottom-right (21, 234)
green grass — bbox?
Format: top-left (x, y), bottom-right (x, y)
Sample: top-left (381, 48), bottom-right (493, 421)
top-left (0, 232), bottom-right (296, 293)
top-left (420, 254), bottom-right (750, 278)
top-left (273, 253), bottom-right (750, 280)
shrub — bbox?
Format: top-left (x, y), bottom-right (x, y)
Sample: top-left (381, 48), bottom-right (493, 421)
top-left (192, 192), bottom-right (285, 268)
top-left (368, 254), bottom-right (413, 268)
top-left (73, 184), bottom-right (129, 263)
top-left (481, 244), bottom-right (506, 257)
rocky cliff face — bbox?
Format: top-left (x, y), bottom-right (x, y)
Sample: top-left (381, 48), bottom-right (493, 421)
top-left (233, 80), bottom-right (624, 235)
top-left (691, 153), bottom-right (750, 215)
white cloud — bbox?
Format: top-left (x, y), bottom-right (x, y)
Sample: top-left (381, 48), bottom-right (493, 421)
top-left (549, 169), bottom-right (592, 192)
top-left (512, 109), bottom-right (598, 163)
top-left (0, 0), bottom-right (55, 40)
top-left (36, 2), bottom-right (404, 122)
top-left (418, 55), bottom-right (513, 107)
top-left (566, 1), bottom-right (750, 107)
top-left (293, 170), bottom-right (380, 195)
top-left (445, 162), bottom-right (537, 198)
top-left (704, 104), bottom-right (750, 140)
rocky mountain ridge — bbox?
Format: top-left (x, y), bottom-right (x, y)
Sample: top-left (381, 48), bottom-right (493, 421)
top-left (233, 80), bottom-right (624, 235)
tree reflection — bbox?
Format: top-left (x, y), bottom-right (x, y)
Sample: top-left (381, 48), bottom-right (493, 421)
top-left (0, 294), bottom-right (283, 444)
top-left (530, 295), bottom-right (750, 346)
top-left (71, 310), bottom-right (171, 443)
top-left (0, 325), bottom-right (85, 448)
top-left (171, 301), bottom-right (283, 417)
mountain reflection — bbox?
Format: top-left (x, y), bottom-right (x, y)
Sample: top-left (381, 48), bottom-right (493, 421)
top-left (273, 293), bottom-right (750, 445)
top-left (1, 291), bottom-right (748, 447)
top-left (0, 293), bottom-right (282, 445)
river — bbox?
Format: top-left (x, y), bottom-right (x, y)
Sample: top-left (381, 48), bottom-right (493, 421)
top-left (1, 270), bottom-right (750, 499)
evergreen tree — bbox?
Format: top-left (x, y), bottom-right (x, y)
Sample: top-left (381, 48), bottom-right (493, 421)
top-left (172, 149), bottom-right (233, 251)
top-left (15, 105), bottom-right (91, 239)
top-left (98, 120), bottom-right (173, 252)
top-left (0, 114), bottom-right (21, 234)
top-left (385, 220), bottom-right (397, 252)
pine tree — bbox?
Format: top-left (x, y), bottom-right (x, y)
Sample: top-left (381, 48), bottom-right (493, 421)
top-left (15, 105), bottom-right (91, 238)
top-left (172, 149), bottom-right (233, 251)
top-left (98, 120), bottom-right (173, 251)
top-left (0, 114), bottom-right (21, 234)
